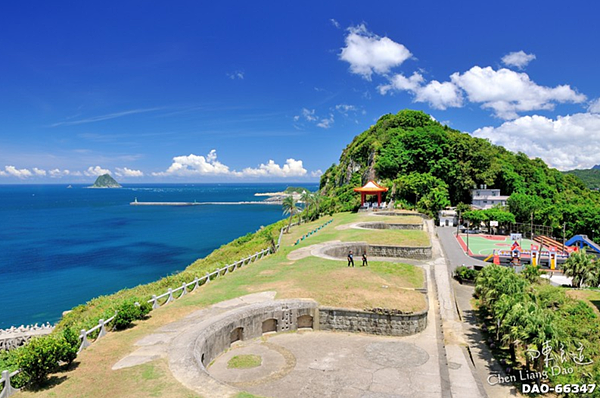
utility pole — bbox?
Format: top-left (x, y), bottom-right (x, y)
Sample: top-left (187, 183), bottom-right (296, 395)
top-left (530, 212), bottom-right (534, 242)
top-left (456, 210), bottom-right (461, 236)
top-left (563, 223), bottom-right (566, 254)
top-left (466, 219), bottom-right (470, 256)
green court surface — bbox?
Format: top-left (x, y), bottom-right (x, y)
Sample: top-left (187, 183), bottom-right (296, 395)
top-left (457, 234), bottom-right (536, 256)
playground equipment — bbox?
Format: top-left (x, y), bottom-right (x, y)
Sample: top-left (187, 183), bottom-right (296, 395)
top-left (565, 235), bottom-right (600, 254)
top-left (533, 235), bottom-right (567, 253)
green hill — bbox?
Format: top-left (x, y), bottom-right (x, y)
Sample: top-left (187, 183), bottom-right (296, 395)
top-left (320, 109), bottom-right (600, 239)
top-left (90, 174), bottom-right (121, 188)
top-left (563, 168), bottom-right (600, 190)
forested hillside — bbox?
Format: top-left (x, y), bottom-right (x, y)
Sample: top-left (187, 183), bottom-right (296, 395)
top-left (563, 168), bottom-right (600, 190)
top-left (320, 110), bottom-right (600, 239)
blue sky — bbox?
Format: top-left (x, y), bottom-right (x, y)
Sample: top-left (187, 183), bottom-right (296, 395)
top-left (2, 1), bottom-right (600, 183)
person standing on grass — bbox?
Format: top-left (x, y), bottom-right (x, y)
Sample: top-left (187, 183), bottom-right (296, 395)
top-left (362, 252), bottom-right (368, 266)
top-left (347, 250), bottom-right (355, 267)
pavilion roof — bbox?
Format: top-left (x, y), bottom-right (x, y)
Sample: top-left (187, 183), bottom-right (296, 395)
top-left (353, 180), bottom-right (388, 193)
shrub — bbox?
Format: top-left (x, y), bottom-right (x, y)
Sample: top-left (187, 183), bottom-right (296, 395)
top-left (15, 335), bottom-right (71, 384)
top-left (112, 300), bottom-right (151, 330)
top-left (454, 265), bottom-right (477, 281)
top-left (60, 327), bottom-right (79, 365)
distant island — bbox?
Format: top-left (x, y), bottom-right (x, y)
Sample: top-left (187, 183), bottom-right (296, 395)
top-left (89, 174), bottom-right (122, 188)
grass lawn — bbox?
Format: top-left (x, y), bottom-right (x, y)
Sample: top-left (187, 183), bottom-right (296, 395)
top-left (16, 212), bottom-right (426, 398)
top-left (228, 355), bottom-right (262, 369)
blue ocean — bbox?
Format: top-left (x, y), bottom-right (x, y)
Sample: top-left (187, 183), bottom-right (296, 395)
top-left (0, 183), bottom-right (317, 329)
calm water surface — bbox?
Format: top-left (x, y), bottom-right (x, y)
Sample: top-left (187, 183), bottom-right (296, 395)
top-left (0, 183), bottom-right (317, 328)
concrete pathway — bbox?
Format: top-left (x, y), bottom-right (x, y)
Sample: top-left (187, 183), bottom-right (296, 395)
top-left (436, 226), bottom-right (521, 397)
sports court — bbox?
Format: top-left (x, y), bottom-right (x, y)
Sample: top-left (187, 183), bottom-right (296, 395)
top-left (456, 234), bottom-right (537, 256)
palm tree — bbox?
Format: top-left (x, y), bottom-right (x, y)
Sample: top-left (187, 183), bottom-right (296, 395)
top-left (282, 196), bottom-right (298, 233)
top-left (312, 193), bottom-right (323, 219)
top-left (300, 191), bottom-right (314, 222)
top-left (562, 249), bottom-right (597, 288)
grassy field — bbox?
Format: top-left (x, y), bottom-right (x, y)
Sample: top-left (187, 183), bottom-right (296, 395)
top-left (566, 289), bottom-right (600, 315)
top-left (15, 212), bottom-right (427, 398)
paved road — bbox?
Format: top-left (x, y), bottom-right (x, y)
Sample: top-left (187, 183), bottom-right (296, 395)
top-left (437, 227), bottom-right (490, 272)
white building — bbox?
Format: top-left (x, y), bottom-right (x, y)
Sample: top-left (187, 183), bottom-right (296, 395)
top-left (439, 208), bottom-right (458, 227)
top-left (471, 186), bottom-right (509, 210)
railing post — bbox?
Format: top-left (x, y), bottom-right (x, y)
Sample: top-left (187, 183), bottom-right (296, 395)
top-left (78, 329), bottom-right (91, 353)
top-left (151, 295), bottom-right (159, 309)
top-left (97, 319), bottom-right (107, 339)
top-left (192, 277), bottom-right (199, 291)
top-left (165, 288), bottom-right (174, 305)
top-left (205, 272), bottom-right (210, 283)
top-left (0, 370), bottom-right (16, 398)
top-left (180, 282), bottom-right (187, 298)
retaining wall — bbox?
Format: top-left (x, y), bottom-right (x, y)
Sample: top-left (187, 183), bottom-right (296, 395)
top-left (319, 242), bottom-right (432, 260)
top-left (355, 222), bottom-right (422, 230)
top-left (319, 307), bottom-right (427, 336)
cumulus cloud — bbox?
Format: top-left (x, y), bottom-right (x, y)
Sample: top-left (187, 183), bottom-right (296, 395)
top-left (2, 166), bottom-right (33, 178)
top-left (240, 159), bottom-right (307, 177)
top-left (154, 150), bottom-right (309, 178)
top-left (339, 24), bottom-right (412, 80)
top-left (84, 166), bottom-right (111, 177)
top-left (451, 66), bottom-right (586, 119)
top-left (32, 168), bottom-right (46, 176)
top-left (379, 73), bottom-right (463, 110)
top-left (502, 51), bottom-right (536, 69)
top-left (338, 27), bottom-right (586, 119)
top-left (472, 112), bottom-right (600, 170)
top-left (311, 169), bottom-right (323, 178)
top-left (115, 167), bottom-right (144, 177)
top-left (153, 150), bottom-right (230, 177)
top-left (588, 98), bottom-right (600, 114)
top-left (49, 169), bottom-right (77, 178)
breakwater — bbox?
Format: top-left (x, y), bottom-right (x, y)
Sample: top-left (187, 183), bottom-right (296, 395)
top-left (130, 201), bottom-right (280, 206)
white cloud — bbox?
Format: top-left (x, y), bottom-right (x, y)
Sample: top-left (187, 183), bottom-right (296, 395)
top-left (588, 98), bottom-right (600, 114)
top-left (227, 70), bottom-right (244, 80)
top-left (472, 112), bottom-right (600, 170)
top-left (84, 166), bottom-right (111, 177)
top-left (240, 159), bottom-right (307, 178)
top-left (502, 51), bottom-right (536, 69)
top-left (335, 104), bottom-right (357, 116)
top-left (330, 19), bottom-right (340, 29)
top-left (115, 167), bottom-right (144, 177)
top-left (311, 169), bottom-right (323, 178)
top-left (379, 73), bottom-right (462, 110)
top-left (414, 80), bottom-right (463, 110)
top-left (301, 108), bottom-right (317, 122)
top-left (2, 166), bottom-right (33, 178)
top-left (339, 24), bottom-right (412, 80)
top-left (49, 169), bottom-right (76, 178)
top-left (153, 150), bottom-right (230, 177)
top-left (154, 150), bottom-right (310, 179)
top-left (451, 66), bottom-right (586, 119)
top-left (378, 72), bottom-right (424, 94)
top-left (295, 108), bottom-right (334, 128)
top-left (317, 114), bottom-right (334, 129)
top-left (32, 168), bottom-right (46, 176)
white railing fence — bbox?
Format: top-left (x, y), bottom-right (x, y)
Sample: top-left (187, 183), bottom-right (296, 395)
top-left (0, 223), bottom-right (301, 397)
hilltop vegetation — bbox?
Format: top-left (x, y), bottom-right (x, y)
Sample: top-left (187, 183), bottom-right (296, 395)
top-left (320, 109), bottom-right (600, 238)
top-left (563, 168), bottom-right (600, 190)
